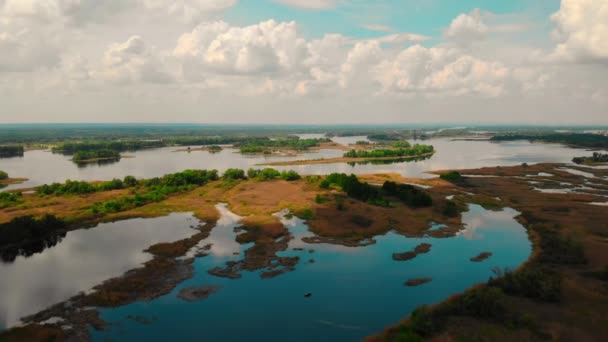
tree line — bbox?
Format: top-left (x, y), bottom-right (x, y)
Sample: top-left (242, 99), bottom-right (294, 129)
top-left (0, 145), bottom-right (24, 158)
top-left (320, 173), bottom-right (433, 208)
top-left (343, 144), bottom-right (434, 158)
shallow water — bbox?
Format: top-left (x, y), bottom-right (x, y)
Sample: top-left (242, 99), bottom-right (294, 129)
top-left (0, 213), bottom-right (199, 329)
top-left (91, 204), bottom-right (531, 342)
top-left (1, 138), bottom-right (597, 191)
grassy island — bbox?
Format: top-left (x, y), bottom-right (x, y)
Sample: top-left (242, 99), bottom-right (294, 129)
top-left (572, 152), bottom-right (608, 165)
top-left (238, 138), bottom-right (331, 155)
top-left (72, 149), bottom-right (121, 163)
top-left (261, 144), bottom-right (435, 166)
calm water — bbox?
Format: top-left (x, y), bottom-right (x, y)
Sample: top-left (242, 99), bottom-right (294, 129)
top-left (0, 138), bottom-right (595, 191)
top-left (0, 213), bottom-right (199, 329)
top-left (91, 204), bottom-right (530, 342)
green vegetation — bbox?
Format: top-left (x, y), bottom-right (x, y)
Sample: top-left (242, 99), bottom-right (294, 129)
top-left (208, 145), bottom-right (222, 153)
top-left (488, 267), bottom-right (562, 302)
top-left (222, 168), bottom-right (246, 180)
top-left (0, 145), bottom-right (24, 158)
top-left (442, 200), bottom-right (459, 217)
top-left (439, 171), bottom-right (462, 181)
top-left (355, 141), bottom-right (370, 145)
top-left (239, 138), bottom-right (330, 154)
top-left (246, 168), bottom-right (301, 181)
top-left (391, 141), bottom-right (411, 148)
top-left (0, 214), bottom-right (66, 247)
top-left (343, 144), bottom-right (433, 158)
top-left (0, 191), bottom-right (22, 209)
top-left (53, 140), bottom-right (164, 154)
top-left (492, 133), bottom-right (608, 149)
top-left (321, 173), bottom-right (389, 206)
top-left (72, 149), bottom-right (121, 162)
top-left (0, 170), bottom-right (7, 180)
top-left (367, 133), bottom-right (407, 141)
top-left (91, 170), bottom-right (219, 214)
top-left (382, 182), bottom-right (433, 208)
top-left (572, 152), bottom-right (608, 165)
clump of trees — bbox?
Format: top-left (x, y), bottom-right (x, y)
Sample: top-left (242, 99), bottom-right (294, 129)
top-left (439, 171), bottom-right (462, 181)
top-left (320, 173), bottom-right (388, 206)
top-left (488, 267), bottom-right (562, 302)
top-left (239, 138), bottom-right (330, 154)
top-left (0, 170), bottom-right (8, 180)
top-left (382, 181), bottom-right (433, 208)
top-left (72, 149), bottom-right (121, 162)
top-left (0, 214), bottom-right (66, 247)
top-left (0, 145), bottom-right (24, 158)
top-left (0, 191), bottom-right (22, 208)
top-left (246, 168), bottom-right (301, 181)
top-left (53, 140), bottom-right (164, 154)
top-left (572, 152), bottom-right (608, 165)
top-left (391, 141), bottom-right (411, 148)
top-left (343, 144), bottom-right (434, 158)
top-left (223, 168), bottom-right (246, 180)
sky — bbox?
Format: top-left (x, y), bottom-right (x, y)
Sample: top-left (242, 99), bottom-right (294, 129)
top-left (0, 0), bottom-right (606, 124)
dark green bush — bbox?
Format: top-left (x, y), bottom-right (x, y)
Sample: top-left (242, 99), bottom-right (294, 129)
top-left (488, 267), bottom-right (562, 302)
top-left (439, 171), bottom-right (462, 181)
top-left (382, 181), bottom-right (432, 208)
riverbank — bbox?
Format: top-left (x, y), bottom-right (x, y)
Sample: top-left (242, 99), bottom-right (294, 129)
top-left (369, 163), bottom-right (608, 341)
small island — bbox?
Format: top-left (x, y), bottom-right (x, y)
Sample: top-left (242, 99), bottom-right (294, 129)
top-left (392, 243), bottom-right (432, 261)
top-left (572, 152), bottom-right (608, 166)
top-left (72, 149), bottom-right (122, 164)
top-left (0, 170), bottom-right (28, 189)
top-left (470, 252), bottom-right (493, 262)
top-left (177, 285), bottom-right (221, 302)
top-left (404, 278), bottom-right (433, 287)
top-left (261, 144), bottom-right (435, 166)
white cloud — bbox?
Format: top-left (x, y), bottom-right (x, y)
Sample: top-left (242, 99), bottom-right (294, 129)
top-left (95, 36), bottom-right (173, 84)
top-left (174, 20), bottom-right (308, 75)
top-left (445, 8), bottom-right (488, 44)
top-left (271, 0), bottom-right (340, 10)
top-left (550, 0), bottom-right (608, 63)
top-left (373, 45), bottom-right (509, 97)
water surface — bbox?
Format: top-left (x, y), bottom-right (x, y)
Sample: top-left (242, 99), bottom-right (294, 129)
top-left (1, 138), bottom-right (597, 191)
top-left (92, 204), bottom-right (530, 341)
top-left (0, 213), bottom-right (199, 329)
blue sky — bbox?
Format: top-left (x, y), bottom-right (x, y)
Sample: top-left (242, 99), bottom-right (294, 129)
top-left (226, 0), bottom-right (561, 40)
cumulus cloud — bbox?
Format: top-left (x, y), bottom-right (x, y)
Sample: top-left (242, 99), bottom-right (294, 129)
top-left (174, 20), bottom-right (308, 75)
top-left (373, 45), bottom-right (509, 96)
top-left (550, 0), bottom-right (608, 63)
top-left (445, 8), bottom-right (488, 44)
top-left (95, 36), bottom-right (173, 84)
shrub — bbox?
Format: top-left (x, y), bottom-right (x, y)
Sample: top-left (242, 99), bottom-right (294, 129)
top-left (223, 168), bottom-right (246, 180)
top-left (440, 171), bottom-right (462, 182)
top-left (382, 181), bottom-right (432, 208)
top-left (488, 267), bottom-right (562, 302)
top-left (443, 200), bottom-right (459, 217)
top-left (0, 170), bottom-right (7, 180)
top-left (123, 175), bottom-right (138, 187)
top-left (280, 170), bottom-right (301, 181)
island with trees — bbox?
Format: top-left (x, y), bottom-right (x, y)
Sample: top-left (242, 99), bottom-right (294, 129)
top-left (261, 143), bottom-right (435, 166)
top-left (572, 152), bottom-right (608, 166)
